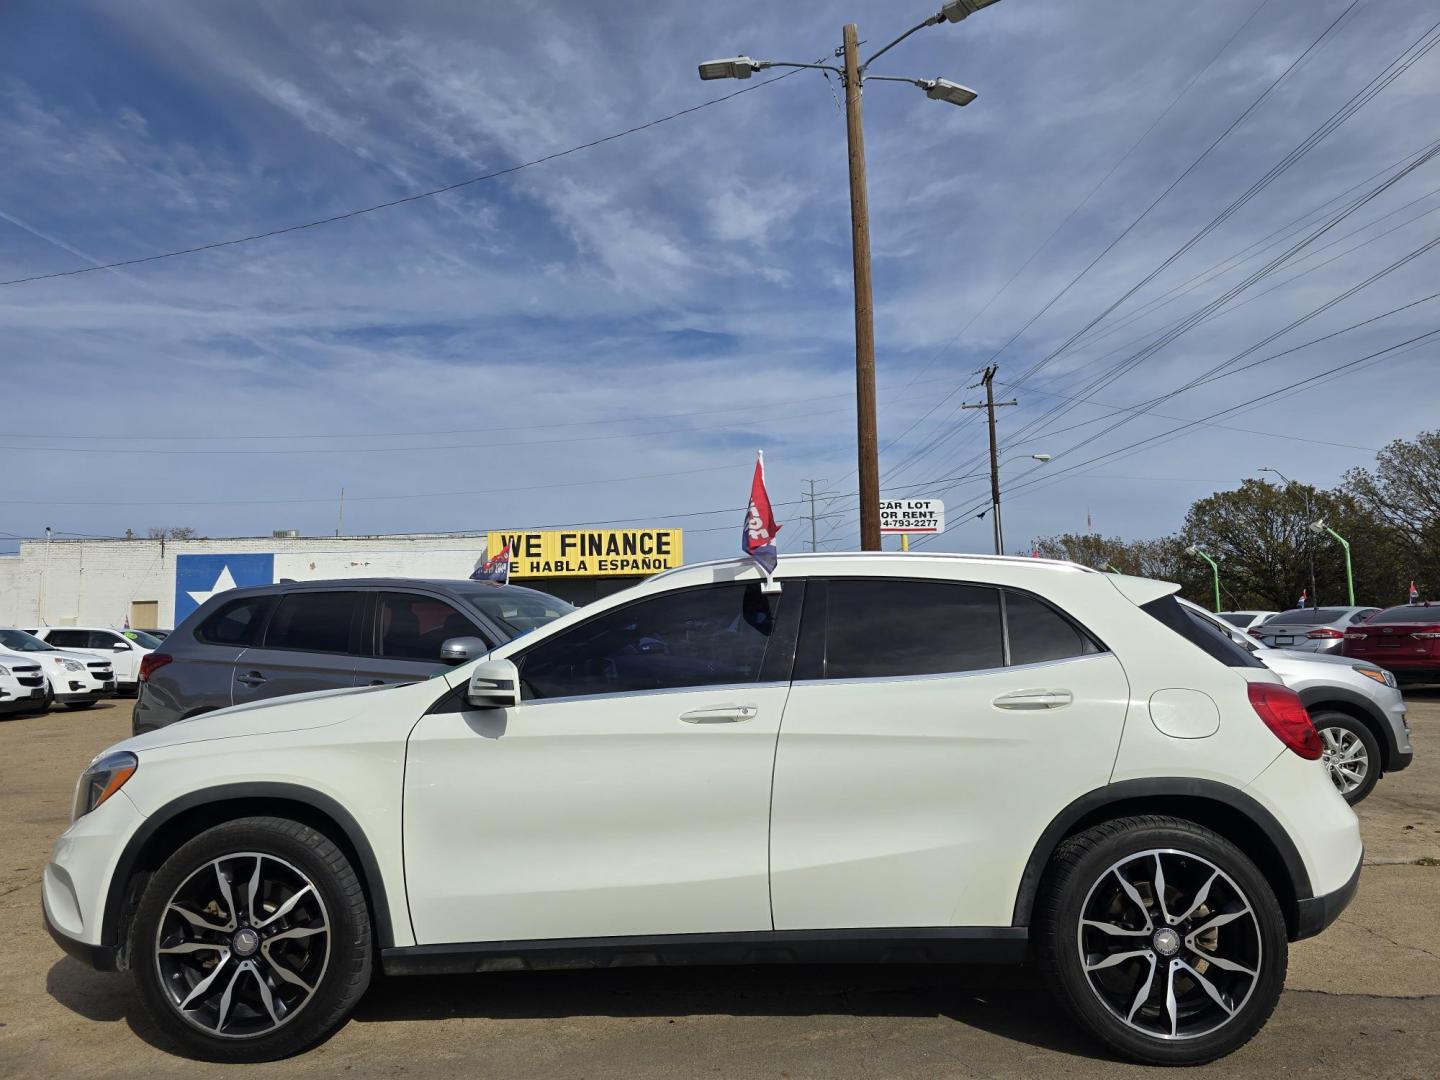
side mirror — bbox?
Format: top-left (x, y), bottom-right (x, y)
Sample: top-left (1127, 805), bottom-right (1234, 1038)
top-left (465, 658), bottom-right (520, 710)
top-left (439, 636), bottom-right (488, 666)
top-left (112, 642), bottom-right (132, 652)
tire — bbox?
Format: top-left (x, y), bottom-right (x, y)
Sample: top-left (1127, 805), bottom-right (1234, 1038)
top-left (129, 817), bottom-right (372, 1062)
top-left (64, 701), bottom-right (98, 711)
top-left (1035, 815), bottom-right (1288, 1066)
top-left (1312, 711), bottom-right (1380, 805)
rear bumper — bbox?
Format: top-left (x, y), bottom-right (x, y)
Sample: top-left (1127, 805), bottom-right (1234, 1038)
top-left (1294, 850), bottom-right (1362, 940)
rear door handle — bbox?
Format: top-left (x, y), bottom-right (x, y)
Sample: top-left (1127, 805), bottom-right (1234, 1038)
top-left (679, 704), bottom-right (758, 724)
top-left (993, 688), bottom-right (1073, 710)
top-left (236, 671), bottom-right (267, 687)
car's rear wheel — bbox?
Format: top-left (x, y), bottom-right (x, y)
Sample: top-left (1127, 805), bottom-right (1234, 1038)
top-left (1036, 815), bottom-right (1287, 1066)
top-left (129, 817), bottom-right (372, 1062)
top-left (1311, 711), bottom-right (1379, 804)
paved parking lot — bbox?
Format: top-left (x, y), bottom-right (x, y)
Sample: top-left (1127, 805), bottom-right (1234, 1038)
top-left (1, 695), bottom-right (1435, 1079)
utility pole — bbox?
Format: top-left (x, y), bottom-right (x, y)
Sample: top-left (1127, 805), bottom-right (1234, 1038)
top-left (842, 23), bottom-right (881, 552)
top-left (697, 1), bottom-right (1000, 554)
top-left (801, 478), bottom-right (845, 552)
top-left (960, 365), bottom-right (1017, 554)
top-left (337, 487), bottom-right (345, 538)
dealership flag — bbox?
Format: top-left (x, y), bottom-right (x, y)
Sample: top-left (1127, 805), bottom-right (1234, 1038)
top-left (1410, 581), bottom-right (1419, 605)
top-left (1297, 588), bottom-right (1307, 609)
top-left (471, 543), bottom-right (511, 585)
top-left (741, 451), bottom-right (781, 577)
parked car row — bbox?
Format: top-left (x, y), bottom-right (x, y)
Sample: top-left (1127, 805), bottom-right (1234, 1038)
top-left (0, 627), bottom-right (117, 716)
top-left (1178, 600), bottom-right (1411, 804)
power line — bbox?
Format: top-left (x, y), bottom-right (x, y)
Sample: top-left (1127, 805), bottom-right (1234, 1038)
top-left (0, 67), bottom-right (809, 288)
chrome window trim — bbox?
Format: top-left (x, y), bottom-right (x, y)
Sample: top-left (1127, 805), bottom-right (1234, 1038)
top-left (789, 651), bottom-right (1114, 689)
top-left (472, 681), bottom-right (792, 709)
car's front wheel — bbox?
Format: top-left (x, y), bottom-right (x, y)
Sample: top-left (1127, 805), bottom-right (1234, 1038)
top-left (1311, 711), bottom-right (1380, 804)
top-left (1036, 815), bottom-right (1288, 1066)
top-left (129, 817), bottom-right (372, 1062)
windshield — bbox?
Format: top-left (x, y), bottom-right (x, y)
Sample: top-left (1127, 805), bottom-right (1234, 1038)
top-left (0, 628), bottom-right (54, 652)
top-left (1266, 608), bottom-right (1350, 625)
top-left (455, 585), bottom-right (575, 638)
top-left (122, 629), bottom-right (164, 648)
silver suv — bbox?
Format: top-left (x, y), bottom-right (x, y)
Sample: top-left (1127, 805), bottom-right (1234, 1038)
top-left (1182, 599), bottom-right (1411, 803)
top-left (132, 578), bottom-right (572, 733)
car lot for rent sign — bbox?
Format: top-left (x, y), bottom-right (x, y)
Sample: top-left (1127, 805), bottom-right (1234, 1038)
top-left (879, 499), bottom-right (945, 534)
top-left (487, 529), bottom-right (683, 577)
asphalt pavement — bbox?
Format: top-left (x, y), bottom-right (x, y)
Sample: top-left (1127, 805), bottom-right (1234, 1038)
top-left (1, 693), bottom-right (1435, 1079)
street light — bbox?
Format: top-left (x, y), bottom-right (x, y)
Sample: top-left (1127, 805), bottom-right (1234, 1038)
top-left (975, 452), bottom-right (1051, 553)
top-left (697, 56), bottom-right (762, 81)
top-left (1309, 520), bottom-right (1356, 606)
top-left (1258, 465), bottom-right (1320, 611)
top-left (1185, 544), bottom-right (1222, 613)
top-left (697, 1), bottom-right (1004, 551)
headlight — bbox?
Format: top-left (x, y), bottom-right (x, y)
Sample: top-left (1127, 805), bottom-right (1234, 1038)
top-left (57, 658), bottom-right (84, 672)
top-left (72, 751), bottom-right (138, 821)
top-left (1355, 667), bottom-right (1398, 690)
top-left (0, 663), bottom-right (10, 677)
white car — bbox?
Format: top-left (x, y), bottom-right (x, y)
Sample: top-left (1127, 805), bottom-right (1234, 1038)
top-left (0, 654), bottom-right (49, 716)
top-left (1215, 610), bottom-right (1278, 630)
top-left (0, 628), bottom-right (116, 709)
top-left (26, 626), bottom-right (155, 694)
top-left (43, 554), bottom-right (1360, 1066)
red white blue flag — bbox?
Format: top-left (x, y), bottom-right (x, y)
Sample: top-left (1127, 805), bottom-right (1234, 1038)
top-left (1297, 588), bottom-right (1308, 609)
top-left (1410, 581), bottom-right (1419, 604)
top-left (471, 543), bottom-right (511, 585)
top-left (741, 451), bottom-right (781, 576)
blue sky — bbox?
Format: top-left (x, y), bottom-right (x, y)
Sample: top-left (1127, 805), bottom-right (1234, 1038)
top-left (2, 0), bottom-right (1438, 561)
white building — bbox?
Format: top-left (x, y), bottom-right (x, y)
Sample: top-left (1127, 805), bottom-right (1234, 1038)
top-left (0, 527), bottom-right (683, 630)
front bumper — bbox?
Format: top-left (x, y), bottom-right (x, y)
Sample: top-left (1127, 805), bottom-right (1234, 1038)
top-left (44, 903), bottom-right (119, 971)
top-left (41, 789), bottom-right (145, 970)
top-left (1294, 850), bottom-right (1362, 940)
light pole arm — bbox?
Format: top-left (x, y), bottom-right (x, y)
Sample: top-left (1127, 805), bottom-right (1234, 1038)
top-left (756, 60), bottom-right (845, 75)
top-left (1323, 526), bottom-right (1355, 606)
top-left (1192, 549), bottom-right (1221, 612)
top-left (861, 14), bottom-right (943, 71)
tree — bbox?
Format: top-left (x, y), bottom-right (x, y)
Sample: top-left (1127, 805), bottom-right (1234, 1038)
top-left (1343, 430), bottom-right (1440, 599)
top-left (146, 526), bottom-right (197, 540)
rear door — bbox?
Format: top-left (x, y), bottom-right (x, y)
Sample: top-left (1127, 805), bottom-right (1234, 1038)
top-left (86, 629), bottom-right (143, 683)
top-left (357, 591), bottom-right (494, 687)
top-left (232, 590), bottom-right (363, 705)
top-left (769, 577), bottom-right (1130, 930)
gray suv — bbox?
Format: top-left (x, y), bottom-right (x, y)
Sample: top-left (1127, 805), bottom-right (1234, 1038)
top-left (133, 578), bottom-right (572, 733)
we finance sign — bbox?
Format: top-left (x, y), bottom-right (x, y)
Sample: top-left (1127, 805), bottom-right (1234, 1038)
top-left (487, 529), bottom-right (683, 577)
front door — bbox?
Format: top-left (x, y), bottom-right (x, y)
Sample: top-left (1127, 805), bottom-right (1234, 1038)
top-left (769, 577), bottom-right (1130, 930)
top-left (404, 579), bottom-right (800, 946)
top-left (231, 590), bottom-right (362, 706)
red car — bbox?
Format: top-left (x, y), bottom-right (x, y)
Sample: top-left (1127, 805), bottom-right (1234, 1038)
top-left (1342, 603), bottom-right (1440, 680)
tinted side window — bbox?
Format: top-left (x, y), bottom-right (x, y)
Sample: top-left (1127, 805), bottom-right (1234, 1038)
top-left (1005, 590), bottom-right (1100, 665)
top-left (519, 583), bottom-right (780, 699)
top-left (47, 630), bottom-right (89, 648)
top-left (379, 593), bottom-right (487, 660)
top-left (264, 592), bottom-right (360, 654)
top-left (196, 596), bottom-right (275, 646)
top-left (823, 579), bottom-right (1004, 679)
top-left (1142, 595), bottom-right (1265, 669)
top-left (89, 631), bottom-right (124, 648)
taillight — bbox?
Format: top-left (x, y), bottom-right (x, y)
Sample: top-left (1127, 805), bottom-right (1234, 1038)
top-left (1247, 628), bottom-right (1265, 637)
top-left (138, 652), bottom-right (173, 682)
top-left (1306, 627), bottom-right (1344, 639)
top-left (1413, 629), bottom-right (1440, 639)
top-left (1247, 682), bottom-right (1322, 760)
top-left (1344, 632), bottom-right (1367, 640)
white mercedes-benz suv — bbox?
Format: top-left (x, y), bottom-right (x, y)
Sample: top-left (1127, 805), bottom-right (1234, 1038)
top-left (43, 555), bottom-right (1361, 1065)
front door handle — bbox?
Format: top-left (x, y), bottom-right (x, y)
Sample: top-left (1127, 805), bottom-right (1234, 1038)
top-left (679, 704), bottom-right (758, 724)
top-left (993, 688), bottom-right (1073, 710)
top-left (236, 671), bottom-right (268, 687)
